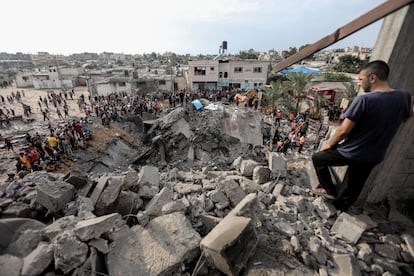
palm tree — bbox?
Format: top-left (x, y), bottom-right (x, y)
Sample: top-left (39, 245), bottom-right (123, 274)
top-left (342, 81), bottom-right (359, 104)
top-left (286, 72), bottom-right (312, 114)
top-left (262, 80), bottom-right (284, 109)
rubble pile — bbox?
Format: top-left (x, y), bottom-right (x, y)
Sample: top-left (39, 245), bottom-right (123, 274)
top-left (1, 101), bottom-right (414, 276)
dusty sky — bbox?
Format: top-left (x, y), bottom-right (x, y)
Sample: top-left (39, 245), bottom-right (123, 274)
top-left (1, 0), bottom-right (385, 55)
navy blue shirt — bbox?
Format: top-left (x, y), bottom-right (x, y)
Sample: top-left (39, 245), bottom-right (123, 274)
top-left (338, 90), bottom-right (411, 163)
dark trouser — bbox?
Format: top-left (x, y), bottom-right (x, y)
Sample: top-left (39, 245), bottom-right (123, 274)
top-left (312, 148), bottom-right (377, 211)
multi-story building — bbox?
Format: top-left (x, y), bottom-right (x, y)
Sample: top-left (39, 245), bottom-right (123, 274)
top-left (188, 59), bottom-right (269, 91)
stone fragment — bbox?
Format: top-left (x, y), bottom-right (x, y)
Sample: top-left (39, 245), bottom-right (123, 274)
top-left (2, 202), bottom-right (33, 218)
top-left (0, 254), bottom-right (23, 276)
top-left (331, 212), bottom-right (368, 244)
top-left (239, 177), bottom-right (261, 194)
top-left (53, 231), bottom-right (89, 274)
top-left (161, 201), bottom-right (187, 214)
top-left (89, 238), bottom-right (109, 254)
top-left (216, 179), bottom-right (246, 207)
top-left (173, 183), bottom-right (203, 194)
top-left (199, 214), bottom-right (222, 235)
top-left (252, 166), bottom-right (271, 184)
top-left (89, 175), bottom-right (109, 206)
top-left (268, 152), bottom-right (287, 173)
top-left (6, 229), bottom-right (43, 258)
top-left (329, 253), bottom-right (361, 276)
top-left (42, 215), bottom-right (79, 240)
top-left (73, 213), bottom-right (123, 241)
top-left (240, 159), bottom-right (258, 177)
top-left (374, 243), bottom-right (400, 261)
top-left (402, 234), bottom-right (414, 259)
top-left (308, 236), bottom-right (327, 265)
top-left (357, 243), bottom-right (373, 263)
top-left (63, 170), bottom-right (88, 189)
top-left (36, 181), bottom-right (75, 212)
top-left (231, 156), bottom-right (243, 171)
top-left (136, 211), bottom-right (149, 226)
top-left (145, 187), bottom-right (174, 217)
top-left (76, 196), bottom-right (95, 219)
top-left (290, 235), bottom-right (302, 253)
top-left (95, 175), bottom-right (124, 215)
top-left (114, 191), bottom-right (143, 216)
top-left (21, 242), bottom-right (53, 276)
top-left (312, 197), bottom-right (336, 219)
top-left (138, 165), bottom-right (160, 188)
top-left (107, 212), bottom-right (201, 275)
top-left (201, 215), bottom-right (257, 276)
top-left (272, 183), bottom-right (284, 197)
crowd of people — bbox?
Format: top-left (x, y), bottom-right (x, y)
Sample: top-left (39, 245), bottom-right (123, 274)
top-left (272, 110), bottom-right (310, 154)
top-left (1, 87), bottom-right (93, 180)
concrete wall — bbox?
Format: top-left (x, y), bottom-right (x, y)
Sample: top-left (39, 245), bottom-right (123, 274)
top-left (360, 4), bottom-right (414, 204)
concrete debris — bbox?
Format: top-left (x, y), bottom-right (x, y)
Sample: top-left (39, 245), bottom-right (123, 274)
top-left (0, 100), bottom-right (413, 275)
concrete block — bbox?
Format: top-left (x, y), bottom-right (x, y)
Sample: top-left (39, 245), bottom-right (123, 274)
top-left (173, 183), bottom-right (203, 194)
top-left (331, 212), bottom-right (368, 244)
top-left (252, 166), bottom-right (271, 184)
top-left (95, 176), bottom-right (124, 215)
top-left (107, 212), bottom-right (201, 275)
top-left (217, 179), bottom-right (246, 207)
top-left (329, 253), bottom-right (361, 276)
top-left (240, 159), bottom-right (258, 177)
top-left (0, 254), bottom-right (23, 276)
top-left (268, 152), bottom-right (287, 172)
top-left (89, 176), bottom-right (109, 206)
top-left (53, 231), bottom-right (89, 274)
top-left (201, 215), bottom-right (257, 276)
top-left (21, 242), bottom-right (53, 276)
top-left (138, 166), bottom-right (160, 199)
top-left (36, 181), bottom-right (75, 212)
top-left (73, 213), bottom-right (123, 241)
top-left (145, 187), bottom-right (174, 217)
top-left (63, 170), bottom-right (88, 189)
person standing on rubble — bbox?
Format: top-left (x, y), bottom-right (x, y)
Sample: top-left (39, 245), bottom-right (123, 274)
top-left (312, 60), bottom-right (413, 211)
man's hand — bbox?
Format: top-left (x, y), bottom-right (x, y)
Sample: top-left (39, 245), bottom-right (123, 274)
top-left (321, 143), bottom-right (333, 151)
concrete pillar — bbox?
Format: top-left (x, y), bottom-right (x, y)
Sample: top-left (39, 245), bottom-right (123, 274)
top-left (359, 4), bottom-right (414, 204)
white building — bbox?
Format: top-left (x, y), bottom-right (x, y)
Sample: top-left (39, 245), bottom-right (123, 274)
top-left (188, 59), bottom-right (269, 91)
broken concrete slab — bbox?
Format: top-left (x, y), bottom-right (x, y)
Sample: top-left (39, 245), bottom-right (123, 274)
top-left (329, 253), bottom-right (361, 276)
top-left (145, 187), bottom-right (174, 217)
top-left (201, 215), bottom-right (257, 276)
top-left (240, 159), bottom-right (258, 177)
top-left (36, 181), bottom-right (75, 212)
top-left (137, 165), bottom-right (160, 199)
top-left (63, 170), bottom-right (89, 189)
top-left (216, 178), bottom-right (246, 207)
top-left (173, 182), bottom-right (203, 194)
top-left (0, 254), bottom-right (23, 276)
top-left (5, 229), bottom-right (43, 258)
top-left (171, 118), bottom-right (194, 139)
top-left (89, 175), bottom-right (109, 206)
top-left (42, 215), bottom-right (80, 240)
top-left (331, 212), bottom-right (368, 244)
top-left (53, 230), bottom-right (89, 274)
top-left (268, 152), bottom-right (287, 174)
top-left (107, 212), bottom-right (201, 275)
top-left (21, 242), bottom-right (53, 276)
top-left (73, 213), bottom-right (124, 241)
top-left (95, 176), bottom-right (124, 215)
top-left (252, 166), bottom-right (271, 184)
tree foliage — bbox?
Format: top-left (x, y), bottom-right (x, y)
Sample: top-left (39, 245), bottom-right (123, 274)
top-left (332, 55), bottom-right (364, 73)
top-left (323, 72), bottom-right (352, 82)
top-left (238, 49), bottom-right (258, 60)
top-left (286, 72), bottom-right (312, 113)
